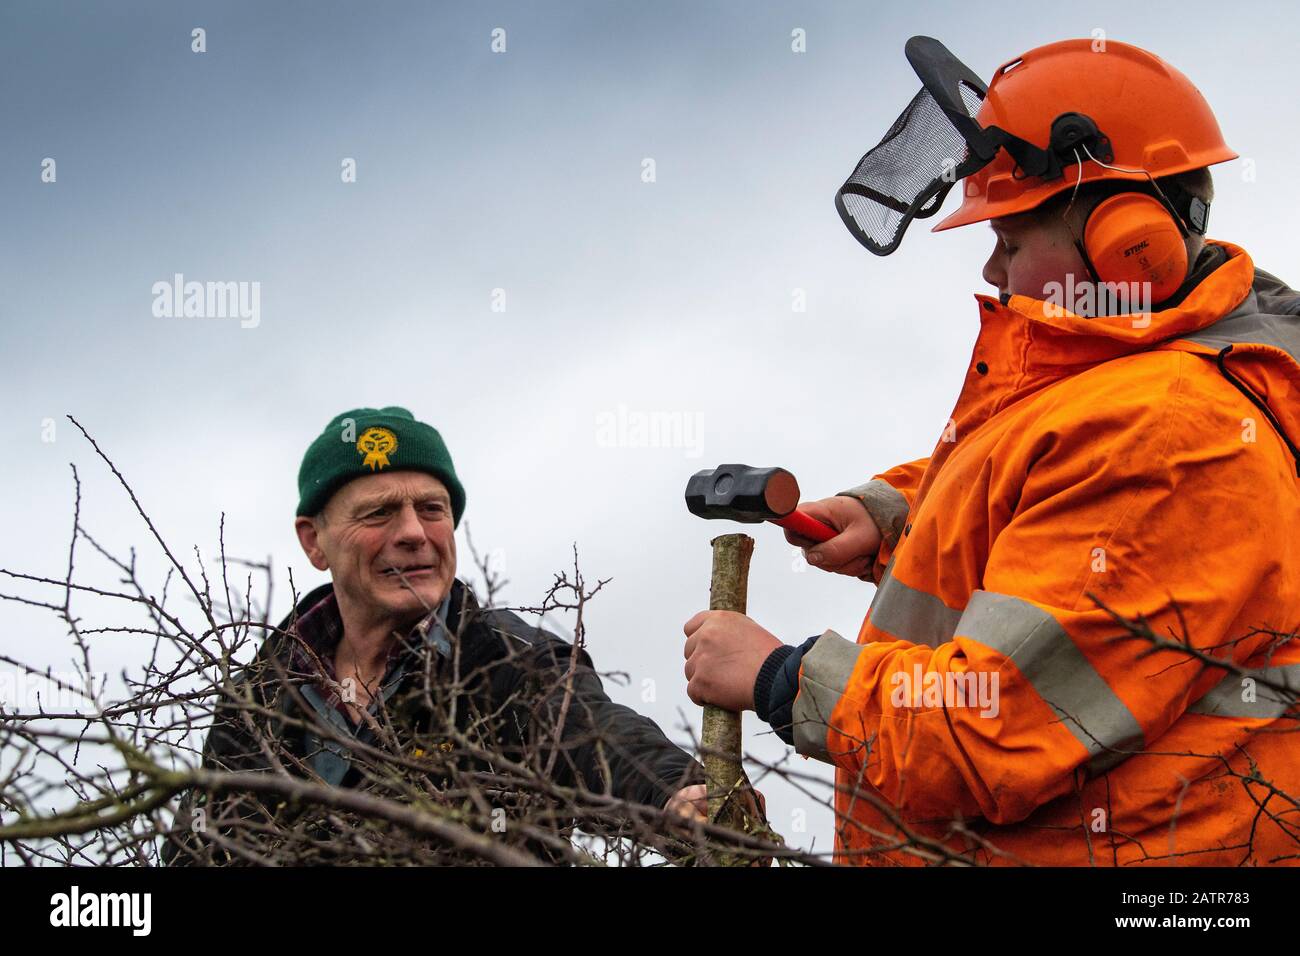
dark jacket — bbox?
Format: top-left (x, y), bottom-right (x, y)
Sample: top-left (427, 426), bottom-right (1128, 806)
top-left (162, 578), bottom-right (702, 864)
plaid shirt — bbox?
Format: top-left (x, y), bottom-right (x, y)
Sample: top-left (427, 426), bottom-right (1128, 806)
top-left (286, 589), bottom-right (452, 732)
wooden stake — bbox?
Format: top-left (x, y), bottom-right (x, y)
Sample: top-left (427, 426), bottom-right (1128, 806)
top-left (702, 532), bottom-right (753, 832)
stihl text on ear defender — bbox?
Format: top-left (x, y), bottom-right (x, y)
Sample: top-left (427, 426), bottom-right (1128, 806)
top-left (1080, 191), bottom-right (1189, 304)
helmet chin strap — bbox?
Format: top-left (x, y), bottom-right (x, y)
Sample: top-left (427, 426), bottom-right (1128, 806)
top-left (1061, 148), bottom-right (1105, 294)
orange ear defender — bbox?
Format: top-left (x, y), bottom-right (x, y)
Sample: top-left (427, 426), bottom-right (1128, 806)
top-left (1078, 190), bottom-right (1190, 304)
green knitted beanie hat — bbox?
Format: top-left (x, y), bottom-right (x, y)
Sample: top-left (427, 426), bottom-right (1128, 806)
top-left (296, 407), bottom-right (466, 525)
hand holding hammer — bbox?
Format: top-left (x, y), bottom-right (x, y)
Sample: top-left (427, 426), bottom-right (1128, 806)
top-left (685, 462), bottom-right (886, 579)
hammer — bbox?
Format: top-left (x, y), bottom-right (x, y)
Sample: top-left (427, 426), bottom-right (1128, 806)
top-left (685, 464), bottom-right (836, 544)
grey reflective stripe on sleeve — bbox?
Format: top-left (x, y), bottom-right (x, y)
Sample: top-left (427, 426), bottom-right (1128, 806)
top-left (838, 479), bottom-right (909, 549)
top-left (1187, 663), bottom-right (1300, 719)
top-left (791, 629), bottom-right (867, 763)
top-left (866, 563), bottom-right (962, 648)
top-left (957, 590), bottom-right (1144, 776)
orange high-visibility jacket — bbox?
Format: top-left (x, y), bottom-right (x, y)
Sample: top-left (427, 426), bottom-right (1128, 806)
top-left (792, 241), bottom-right (1300, 866)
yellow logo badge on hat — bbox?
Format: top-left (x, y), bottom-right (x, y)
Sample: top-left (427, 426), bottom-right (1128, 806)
top-left (357, 426), bottom-right (398, 471)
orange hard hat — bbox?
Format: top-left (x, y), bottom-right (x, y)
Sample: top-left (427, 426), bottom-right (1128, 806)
top-left (932, 38), bottom-right (1238, 232)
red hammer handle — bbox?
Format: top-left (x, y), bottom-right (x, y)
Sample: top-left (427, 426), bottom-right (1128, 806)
top-left (772, 509), bottom-right (837, 544)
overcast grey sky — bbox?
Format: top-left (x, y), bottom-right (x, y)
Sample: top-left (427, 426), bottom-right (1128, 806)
top-left (2, 0), bottom-right (1296, 859)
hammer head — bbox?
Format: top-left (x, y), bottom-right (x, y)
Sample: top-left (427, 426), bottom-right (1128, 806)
top-left (685, 464), bottom-right (801, 524)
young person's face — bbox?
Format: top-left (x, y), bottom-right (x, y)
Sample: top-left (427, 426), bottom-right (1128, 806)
top-left (982, 206), bottom-right (1090, 301)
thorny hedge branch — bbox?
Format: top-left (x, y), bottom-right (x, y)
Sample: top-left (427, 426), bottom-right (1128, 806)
top-left (0, 421), bottom-right (1295, 866)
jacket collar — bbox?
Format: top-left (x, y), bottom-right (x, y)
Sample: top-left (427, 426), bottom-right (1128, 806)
top-left (966, 240), bottom-right (1300, 473)
top-left (986, 240), bottom-right (1257, 373)
top-left (279, 578), bottom-right (467, 664)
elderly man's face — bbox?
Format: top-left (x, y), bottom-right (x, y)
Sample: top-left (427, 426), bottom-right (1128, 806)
top-left (295, 471), bottom-right (457, 625)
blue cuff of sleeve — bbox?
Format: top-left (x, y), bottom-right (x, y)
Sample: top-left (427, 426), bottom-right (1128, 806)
top-left (754, 635), bottom-right (820, 745)
top-left (754, 645), bottom-right (796, 722)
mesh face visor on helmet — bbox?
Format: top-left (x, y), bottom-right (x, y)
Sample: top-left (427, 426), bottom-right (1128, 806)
top-left (834, 36), bottom-right (1116, 256)
top-left (834, 37), bottom-right (989, 256)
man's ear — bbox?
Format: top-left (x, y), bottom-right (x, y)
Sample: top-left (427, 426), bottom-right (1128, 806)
top-left (294, 515), bottom-right (331, 572)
